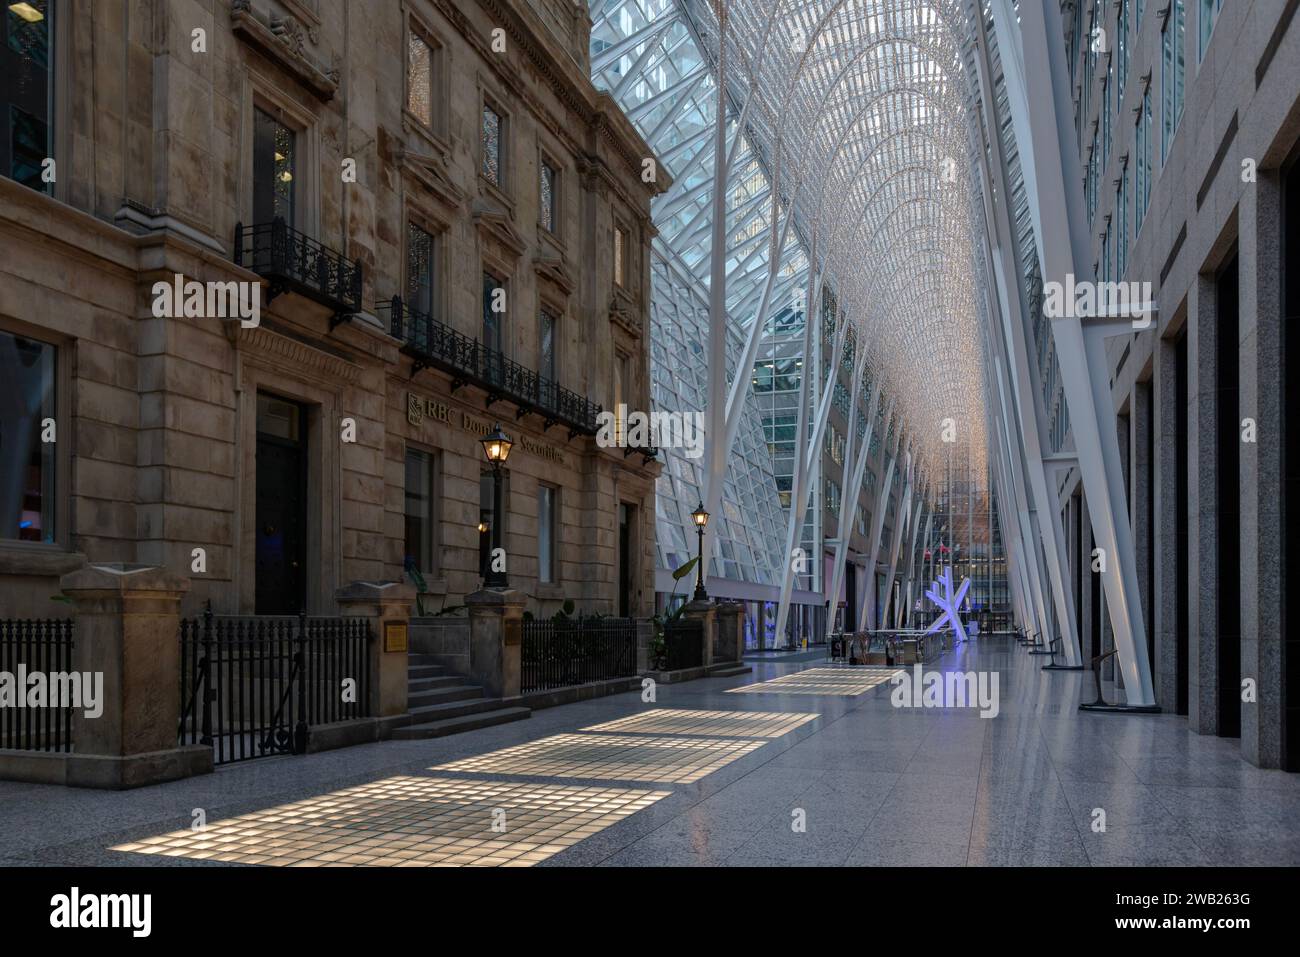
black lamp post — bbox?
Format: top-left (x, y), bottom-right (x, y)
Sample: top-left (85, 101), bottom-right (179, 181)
top-left (691, 501), bottom-right (710, 601)
top-left (480, 424), bottom-right (513, 589)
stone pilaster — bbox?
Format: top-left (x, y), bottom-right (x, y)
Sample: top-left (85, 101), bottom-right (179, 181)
top-left (681, 599), bottom-right (717, 668)
top-left (335, 580), bottom-right (416, 719)
top-left (715, 601), bottom-right (746, 662)
top-left (465, 588), bottom-right (526, 699)
top-left (59, 563), bottom-right (211, 788)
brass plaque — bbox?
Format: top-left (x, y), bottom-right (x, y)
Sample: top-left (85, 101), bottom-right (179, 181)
top-left (384, 620), bottom-right (409, 654)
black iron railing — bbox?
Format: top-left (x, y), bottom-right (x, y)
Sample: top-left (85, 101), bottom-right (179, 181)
top-left (233, 218), bottom-right (363, 324)
top-left (663, 618), bottom-right (704, 671)
top-left (0, 619), bottom-right (74, 752)
top-left (520, 617), bottom-right (638, 693)
top-left (381, 295), bottom-right (602, 438)
top-left (178, 610), bottom-right (371, 765)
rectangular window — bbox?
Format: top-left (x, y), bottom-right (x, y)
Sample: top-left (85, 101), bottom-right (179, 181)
top-left (2, 0), bottom-right (52, 192)
top-left (539, 160), bottom-right (556, 233)
top-left (407, 221), bottom-right (436, 318)
top-left (482, 272), bottom-right (503, 351)
top-left (538, 308), bottom-right (556, 383)
top-left (404, 448), bottom-right (437, 576)
top-left (1102, 69), bottom-right (1112, 169)
top-left (1162, 0), bottom-right (1186, 165)
top-left (1117, 167), bottom-right (1129, 276)
top-left (481, 104), bottom-right (502, 186)
top-left (407, 31), bottom-right (433, 128)
top-left (1136, 90), bottom-right (1152, 232)
top-left (1199, 0), bottom-right (1223, 58)
top-left (537, 484), bottom-right (556, 583)
top-left (253, 107), bottom-right (295, 224)
top-left (613, 226), bottom-right (625, 287)
top-left (0, 329), bottom-right (56, 542)
top-left (1119, 0), bottom-right (1130, 100)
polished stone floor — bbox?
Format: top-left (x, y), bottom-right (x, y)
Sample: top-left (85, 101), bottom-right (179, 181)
top-left (3, 636), bottom-right (1299, 867)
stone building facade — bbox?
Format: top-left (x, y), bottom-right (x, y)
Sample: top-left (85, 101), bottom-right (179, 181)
top-left (0, 0), bottom-right (664, 621)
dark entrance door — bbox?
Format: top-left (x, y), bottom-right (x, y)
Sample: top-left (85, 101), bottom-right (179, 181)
top-left (255, 394), bottom-right (307, 615)
top-left (618, 504), bottom-right (632, 618)
top-left (845, 563), bottom-right (857, 632)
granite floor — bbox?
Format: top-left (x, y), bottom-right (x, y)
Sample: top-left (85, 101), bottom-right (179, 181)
top-left (3, 635), bottom-right (1298, 867)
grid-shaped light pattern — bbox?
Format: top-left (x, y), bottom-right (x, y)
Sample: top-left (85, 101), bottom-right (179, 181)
top-left (430, 733), bottom-right (766, 784)
top-left (111, 777), bottom-right (668, 867)
top-left (581, 708), bottom-right (818, 738)
top-left (725, 666), bottom-right (903, 696)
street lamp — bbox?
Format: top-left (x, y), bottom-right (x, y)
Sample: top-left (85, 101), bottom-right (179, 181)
top-left (691, 501), bottom-right (709, 601)
top-left (480, 424), bottom-right (513, 589)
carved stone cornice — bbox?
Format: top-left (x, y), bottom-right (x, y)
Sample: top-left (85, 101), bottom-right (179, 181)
top-left (230, 0), bottom-right (339, 101)
top-left (396, 146), bottom-right (465, 215)
top-left (229, 323), bottom-right (362, 384)
top-left (471, 198), bottom-right (526, 261)
top-left (533, 253), bottom-right (575, 298)
top-left (608, 292), bottom-right (643, 340)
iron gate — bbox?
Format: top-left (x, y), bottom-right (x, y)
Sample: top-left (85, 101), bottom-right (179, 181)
top-left (178, 610), bottom-right (371, 765)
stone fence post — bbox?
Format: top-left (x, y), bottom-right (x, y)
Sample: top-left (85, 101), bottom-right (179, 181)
top-left (715, 602), bottom-right (746, 662)
top-left (335, 580), bottom-right (415, 718)
top-left (58, 563), bottom-right (211, 788)
top-left (681, 599), bottom-right (717, 668)
top-left (465, 588), bottom-right (526, 699)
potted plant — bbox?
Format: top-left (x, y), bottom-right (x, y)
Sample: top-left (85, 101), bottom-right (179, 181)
top-left (649, 557), bottom-right (697, 670)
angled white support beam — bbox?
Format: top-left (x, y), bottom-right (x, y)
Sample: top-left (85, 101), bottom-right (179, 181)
top-left (859, 403), bottom-right (899, 631)
top-left (995, 0), bottom-right (1155, 704)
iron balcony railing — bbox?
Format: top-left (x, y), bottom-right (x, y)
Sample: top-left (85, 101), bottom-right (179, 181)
top-left (233, 217), bottom-right (363, 325)
top-left (380, 295), bottom-right (602, 438)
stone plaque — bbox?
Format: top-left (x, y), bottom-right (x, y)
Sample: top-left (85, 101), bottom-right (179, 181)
top-left (503, 618), bottom-right (521, 647)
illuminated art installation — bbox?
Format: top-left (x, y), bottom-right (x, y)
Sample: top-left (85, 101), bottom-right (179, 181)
top-left (924, 566), bottom-right (970, 643)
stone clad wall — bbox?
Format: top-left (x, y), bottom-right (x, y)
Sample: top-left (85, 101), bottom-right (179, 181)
top-left (0, 0), bottom-right (664, 621)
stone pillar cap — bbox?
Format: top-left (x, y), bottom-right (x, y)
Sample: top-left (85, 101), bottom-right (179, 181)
top-left (683, 598), bottom-right (716, 612)
top-left (465, 587), bottom-right (527, 607)
top-left (335, 580), bottom-right (416, 602)
top-left (60, 563), bottom-right (192, 595)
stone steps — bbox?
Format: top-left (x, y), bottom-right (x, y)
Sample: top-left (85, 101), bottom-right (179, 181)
top-left (392, 706), bottom-right (532, 739)
top-left (398, 655), bottom-right (531, 740)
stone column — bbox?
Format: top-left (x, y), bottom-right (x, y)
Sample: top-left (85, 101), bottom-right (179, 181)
top-left (335, 580), bottom-right (415, 718)
top-left (465, 588), bottom-right (526, 699)
top-left (59, 563), bottom-right (211, 789)
top-left (715, 601), bottom-right (746, 662)
top-left (681, 599), bottom-right (717, 667)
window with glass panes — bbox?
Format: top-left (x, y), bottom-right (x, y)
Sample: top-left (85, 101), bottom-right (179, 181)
top-left (404, 449), bottom-right (437, 575)
top-left (0, 329), bottom-right (56, 542)
top-left (407, 30), bottom-right (433, 127)
top-left (253, 108), bottom-right (295, 224)
top-left (614, 226), bottom-right (625, 287)
top-left (1162, 0), bottom-right (1186, 165)
top-left (482, 272), bottom-right (503, 353)
top-left (537, 484), bottom-right (556, 583)
top-left (481, 104), bottom-right (502, 185)
top-left (538, 308), bottom-right (556, 384)
top-left (2, 0), bottom-right (52, 192)
top-left (407, 222), bottom-right (436, 318)
top-left (540, 160), bottom-right (556, 233)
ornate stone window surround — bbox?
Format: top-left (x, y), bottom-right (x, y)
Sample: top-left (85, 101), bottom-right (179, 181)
top-left (239, 75), bottom-right (322, 240)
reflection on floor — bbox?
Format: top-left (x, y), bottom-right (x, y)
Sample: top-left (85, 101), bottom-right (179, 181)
top-left (429, 732), bottom-right (768, 784)
top-left (111, 776), bottom-right (669, 867)
top-left (725, 666), bottom-right (903, 696)
top-left (581, 709), bottom-right (818, 738)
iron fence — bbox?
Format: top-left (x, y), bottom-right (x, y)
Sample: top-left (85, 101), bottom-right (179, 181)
top-left (178, 610), bottom-right (371, 765)
top-left (664, 618), bottom-right (704, 671)
top-left (0, 619), bottom-right (74, 752)
top-left (520, 617), bottom-right (638, 693)
top-left (233, 218), bottom-right (363, 318)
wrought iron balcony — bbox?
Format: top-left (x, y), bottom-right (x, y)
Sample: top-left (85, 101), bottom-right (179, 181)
top-left (380, 295), bottom-right (602, 438)
top-left (233, 218), bottom-right (363, 327)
